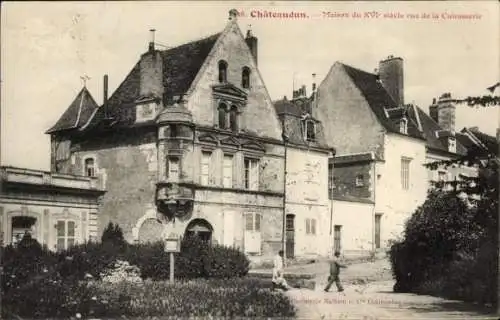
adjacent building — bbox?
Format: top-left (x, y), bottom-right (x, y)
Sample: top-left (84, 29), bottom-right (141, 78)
top-left (0, 166), bottom-right (104, 249)
top-left (45, 10), bottom-right (334, 260)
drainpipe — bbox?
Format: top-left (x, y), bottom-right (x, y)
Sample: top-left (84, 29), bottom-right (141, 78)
top-left (281, 118), bottom-right (289, 262)
top-left (328, 150), bottom-right (335, 257)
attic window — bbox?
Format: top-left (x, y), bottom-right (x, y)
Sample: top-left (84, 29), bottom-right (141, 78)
top-left (218, 60), bottom-right (228, 83)
top-left (303, 119), bottom-right (316, 142)
top-left (84, 158), bottom-right (96, 177)
top-left (399, 118), bottom-right (408, 134)
top-left (448, 136), bottom-right (457, 153)
top-left (242, 67), bottom-right (251, 89)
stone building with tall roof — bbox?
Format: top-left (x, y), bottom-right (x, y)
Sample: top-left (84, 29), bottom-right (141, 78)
top-left (45, 10), bottom-right (333, 260)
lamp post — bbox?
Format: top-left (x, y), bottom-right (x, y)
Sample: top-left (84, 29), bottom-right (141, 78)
top-left (281, 129), bottom-right (289, 260)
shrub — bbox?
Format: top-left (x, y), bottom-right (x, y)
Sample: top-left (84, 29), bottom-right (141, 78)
top-left (101, 222), bottom-right (126, 246)
top-left (2, 276), bottom-right (296, 319)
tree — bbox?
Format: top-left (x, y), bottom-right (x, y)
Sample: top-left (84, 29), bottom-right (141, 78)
top-left (101, 222), bottom-right (125, 246)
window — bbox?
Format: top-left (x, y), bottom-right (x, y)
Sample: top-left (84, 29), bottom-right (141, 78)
top-left (304, 120), bottom-right (316, 142)
top-left (334, 225), bottom-right (342, 253)
top-left (242, 67), bottom-right (250, 89)
top-left (84, 158), bottom-right (95, 177)
top-left (355, 174), bottom-right (364, 187)
top-left (244, 158), bottom-right (259, 190)
top-left (218, 103), bottom-right (227, 129)
top-left (328, 163), bottom-right (334, 196)
top-left (286, 214), bottom-right (295, 231)
top-left (223, 155), bottom-right (233, 188)
top-left (167, 158), bottom-right (180, 181)
top-left (56, 220), bottom-right (76, 251)
top-left (375, 214), bottom-right (382, 249)
top-left (229, 106), bottom-right (238, 132)
top-left (305, 218), bottom-right (317, 235)
top-left (245, 213), bottom-right (261, 231)
top-left (448, 137), bottom-right (457, 153)
top-left (218, 60), bottom-right (228, 83)
top-left (170, 124), bottom-right (178, 138)
top-left (200, 152), bottom-right (211, 185)
top-left (399, 118), bottom-right (408, 134)
top-left (401, 157), bottom-right (411, 190)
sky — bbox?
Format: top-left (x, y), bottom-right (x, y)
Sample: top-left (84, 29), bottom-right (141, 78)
top-left (1, 1), bottom-right (499, 171)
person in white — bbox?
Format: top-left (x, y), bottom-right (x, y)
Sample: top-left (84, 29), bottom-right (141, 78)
top-left (272, 250), bottom-right (289, 291)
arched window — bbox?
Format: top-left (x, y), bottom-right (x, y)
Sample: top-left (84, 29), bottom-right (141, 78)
top-left (242, 67), bottom-right (250, 89)
top-left (229, 106), bottom-right (238, 131)
top-left (218, 103), bottom-right (227, 129)
top-left (218, 60), bottom-right (228, 83)
top-left (84, 158), bottom-right (95, 177)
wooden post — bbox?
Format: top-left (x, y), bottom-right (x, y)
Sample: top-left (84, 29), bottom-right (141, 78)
top-left (169, 252), bottom-right (174, 282)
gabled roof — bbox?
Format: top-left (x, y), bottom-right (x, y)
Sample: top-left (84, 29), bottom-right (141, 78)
top-left (340, 63), bottom-right (425, 141)
top-left (460, 127), bottom-right (499, 156)
top-left (80, 33), bottom-right (222, 130)
top-left (46, 87), bottom-right (100, 134)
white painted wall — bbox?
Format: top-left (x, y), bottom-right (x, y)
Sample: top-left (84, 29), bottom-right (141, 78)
top-left (286, 147), bottom-right (331, 257)
top-left (329, 199), bottom-right (374, 257)
top-left (375, 133), bottom-right (427, 247)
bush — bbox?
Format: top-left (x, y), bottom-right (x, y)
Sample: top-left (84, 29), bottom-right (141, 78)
top-left (389, 190), bottom-right (497, 304)
top-left (101, 222), bottom-right (126, 246)
top-left (2, 277), bottom-right (296, 319)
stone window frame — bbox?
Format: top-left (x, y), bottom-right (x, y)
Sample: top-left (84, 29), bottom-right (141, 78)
top-left (302, 118), bottom-right (316, 142)
top-left (401, 157), bottom-right (412, 190)
top-left (55, 219), bottom-right (77, 251)
top-left (200, 150), bottom-right (213, 186)
top-left (222, 152), bottom-right (235, 189)
top-left (243, 156), bottom-right (260, 191)
top-left (82, 154), bottom-right (98, 178)
top-left (166, 157), bottom-right (181, 182)
top-left (244, 212), bottom-right (262, 232)
top-left (216, 101), bottom-right (242, 132)
top-left (218, 60), bottom-right (228, 83)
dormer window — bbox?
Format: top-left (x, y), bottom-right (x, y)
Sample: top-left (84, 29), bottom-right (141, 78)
top-left (218, 103), bottom-right (227, 129)
top-left (303, 119), bottom-right (316, 142)
top-left (399, 118), bottom-right (408, 134)
top-left (218, 60), bottom-right (228, 83)
top-left (229, 105), bottom-right (238, 132)
top-left (448, 136), bottom-right (456, 153)
top-left (136, 101), bottom-right (159, 123)
top-left (242, 67), bottom-right (251, 89)
top-left (84, 158), bottom-right (95, 177)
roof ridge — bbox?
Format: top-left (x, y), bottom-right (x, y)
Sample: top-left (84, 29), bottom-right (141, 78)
top-left (160, 32), bottom-right (221, 53)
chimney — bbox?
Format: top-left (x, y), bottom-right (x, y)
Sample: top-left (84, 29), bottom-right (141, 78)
top-left (437, 92), bottom-right (456, 133)
top-left (379, 55), bottom-right (404, 107)
top-left (103, 74), bottom-right (108, 105)
top-left (301, 85), bottom-right (307, 98)
top-left (312, 73), bottom-right (317, 93)
top-left (140, 29), bottom-right (164, 98)
top-left (429, 98), bottom-right (439, 123)
top-left (245, 26), bottom-right (258, 65)
top-left (148, 29), bottom-right (156, 52)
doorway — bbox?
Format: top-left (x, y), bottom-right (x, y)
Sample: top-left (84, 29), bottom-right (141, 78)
top-left (285, 214), bottom-right (295, 259)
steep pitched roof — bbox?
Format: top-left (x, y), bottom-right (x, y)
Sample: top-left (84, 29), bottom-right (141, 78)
top-left (46, 87), bottom-right (100, 134)
top-left (83, 33), bottom-right (221, 130)
top-left (340, 63), bottom-right (425, 141)
top-left (461, 127), bottom-right (499, 156)
top-left (407, 106), bottom-right (467, 155)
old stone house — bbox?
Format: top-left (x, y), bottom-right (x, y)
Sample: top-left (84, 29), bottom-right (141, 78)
top-left (46, 10), bottom-right (333, 259)
top-left (314, 56), bottom-right (430, 250)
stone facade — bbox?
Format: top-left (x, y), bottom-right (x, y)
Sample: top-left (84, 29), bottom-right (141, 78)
top-left (46, 12), bottom-right (333, 260)
top-left (0, 166), bottom-right (104, 249)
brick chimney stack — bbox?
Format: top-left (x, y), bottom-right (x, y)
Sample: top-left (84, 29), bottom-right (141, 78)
top-left (378, 55), bottom-right (404, 107)
top-left (437, 92), bottom-right (456, 133)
